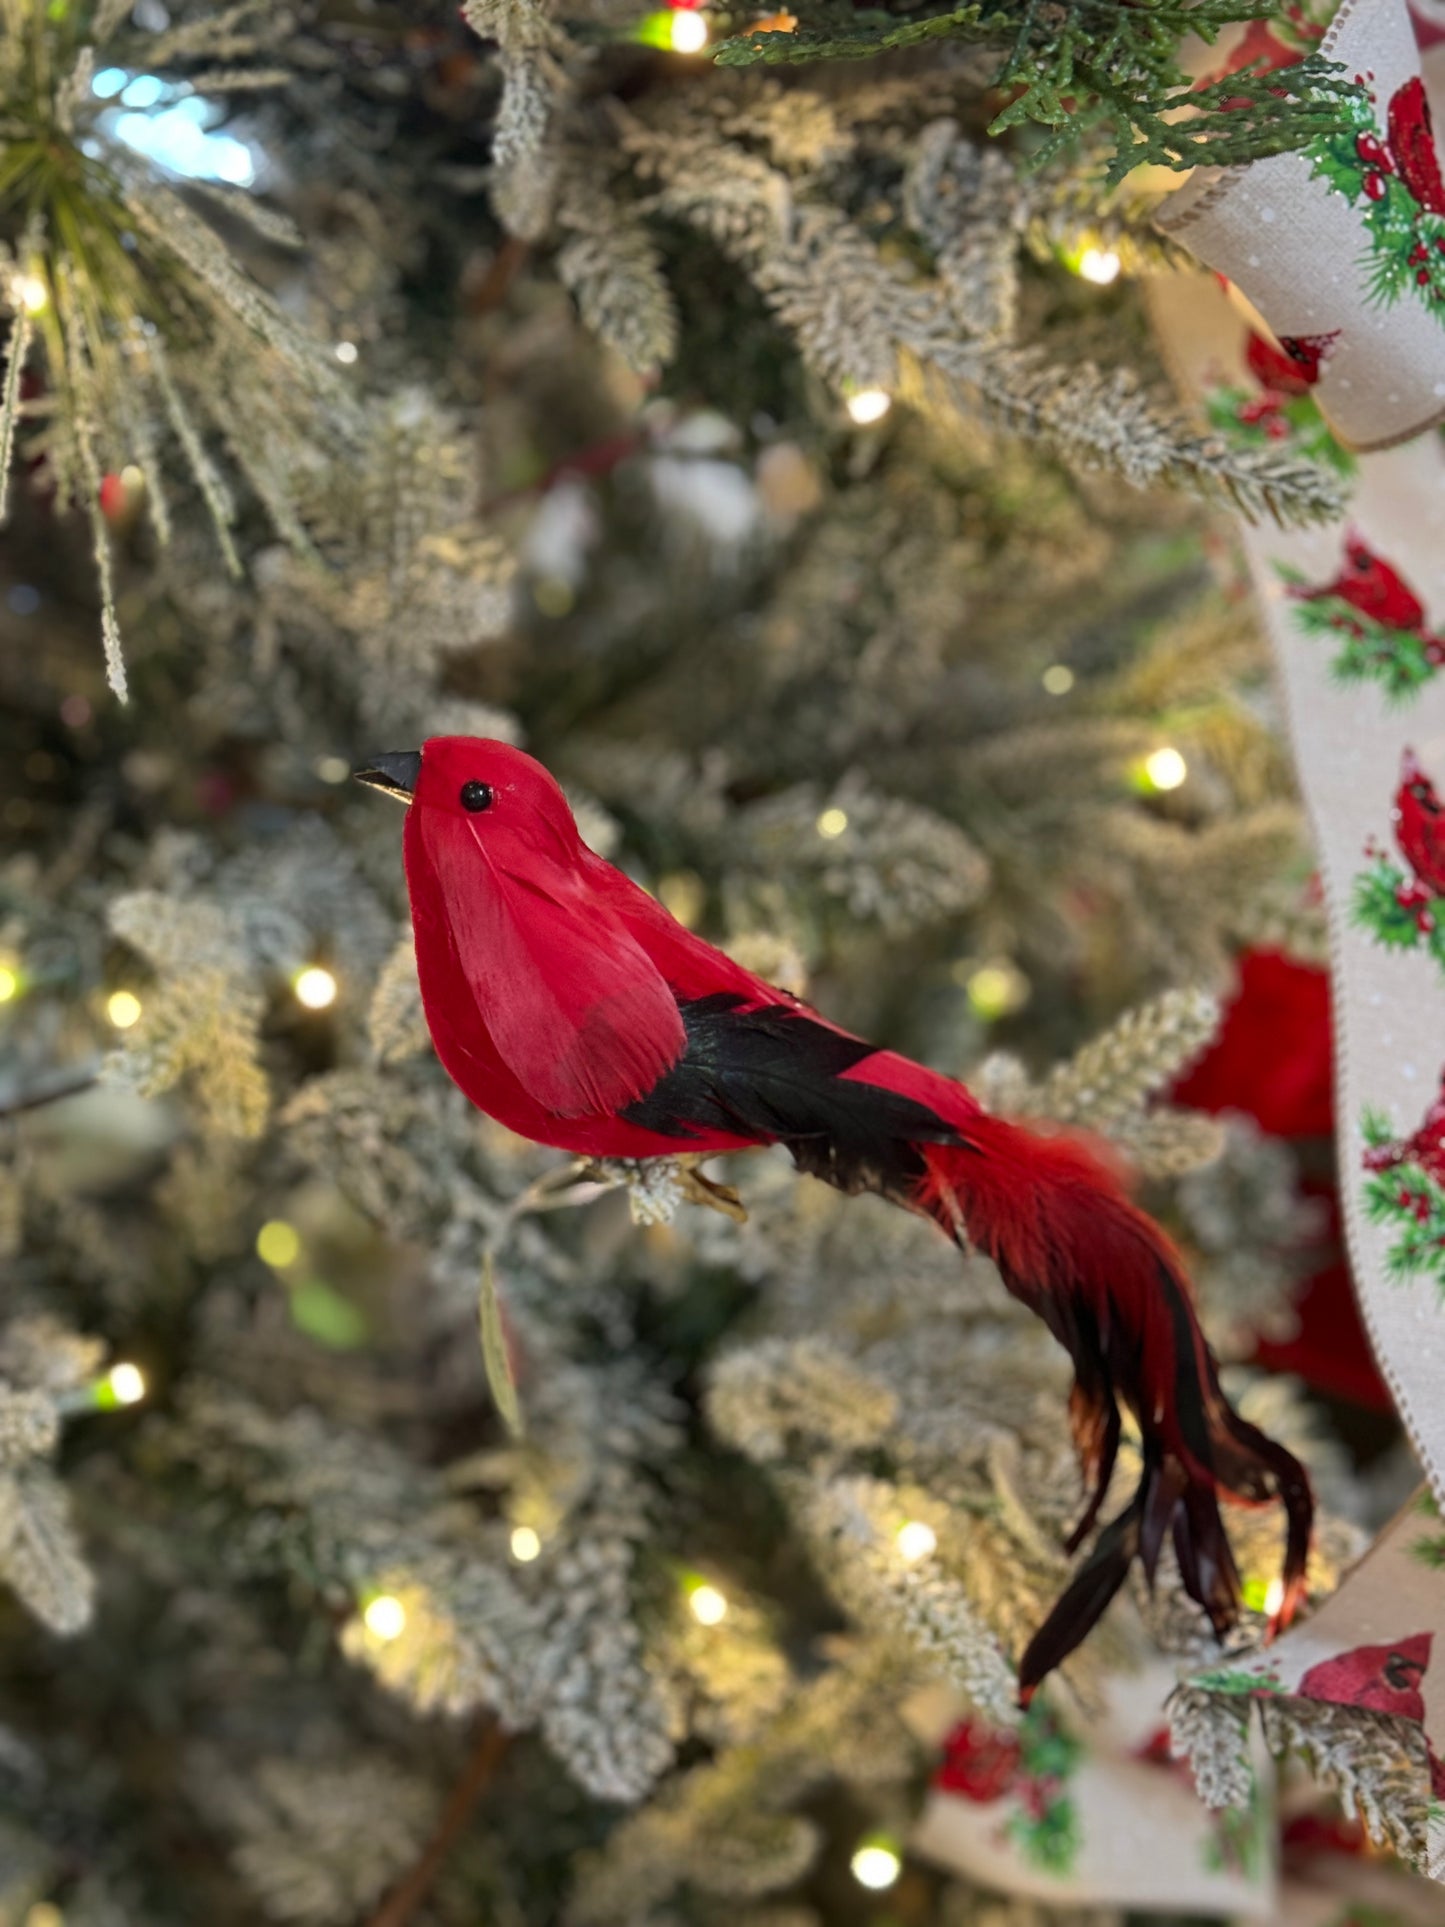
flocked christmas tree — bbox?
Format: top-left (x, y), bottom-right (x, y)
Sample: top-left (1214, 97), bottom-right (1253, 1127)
top-left (0, 0), bottom-right (1431, 1921)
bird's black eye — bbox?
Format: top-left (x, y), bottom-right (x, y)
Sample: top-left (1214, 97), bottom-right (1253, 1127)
top-left (460, 781), bottom-right (494, 813)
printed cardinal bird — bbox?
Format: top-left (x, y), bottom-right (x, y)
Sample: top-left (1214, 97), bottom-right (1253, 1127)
top-left (1395, 748), bottom-right (1445, 897)
top-left (1295, 536), bottom-right (1428, 632)
top-left (1298, 1633), bottom-right (1434, 1720)
top-left (1388, 78), bottom-right (1445, 216)
top-left (358, 738), bottom-right (1313, 1697)
top-left (1245, 330), bottom-right (1334, 397)
top-left (1364, 1069), bottom-right (1445, 1188)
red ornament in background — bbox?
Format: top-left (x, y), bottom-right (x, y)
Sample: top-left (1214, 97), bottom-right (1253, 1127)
top-left (1173, 949), bottom-right (1392, 1411)
top-left (1173, 949), bottom-right (1332, 1138)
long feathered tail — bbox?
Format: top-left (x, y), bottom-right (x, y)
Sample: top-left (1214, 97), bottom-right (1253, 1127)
top-left (915, 1113), bottom-right (1314, 1701)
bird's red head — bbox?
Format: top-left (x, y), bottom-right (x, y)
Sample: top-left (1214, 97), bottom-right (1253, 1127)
top-left (355, 736), bottom-right (584, 864)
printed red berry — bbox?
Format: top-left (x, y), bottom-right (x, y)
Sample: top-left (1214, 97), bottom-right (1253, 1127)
top-left (1420, 268), bottom-right (1434, 285)
top-left (1364, 170), bottom-right (1388, 201)
top-left (1425, 640), bottom-right (1445, 666)
top-left (1421, 911), bottom-right (1437, 934)
top-left (1412, 243), bottom-right (1430, 263)
top-left (1265, 415), bottom-right (1289, 439)
top-left (1237, 395), bottom-right (1280, 425)
top-left (1357, 132), bottom-right (1391, 169)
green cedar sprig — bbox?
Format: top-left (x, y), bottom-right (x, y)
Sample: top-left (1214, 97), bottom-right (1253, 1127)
top-left (712, 3), bottom-right (1361, 185)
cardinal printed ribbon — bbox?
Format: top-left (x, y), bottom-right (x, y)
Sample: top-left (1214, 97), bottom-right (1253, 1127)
top-left (1148, 253), bottom-right (1445, 1533)
top-left (910, 1667), bottom-right (1278, 1915)
top-left (912, 1502), bottom-right (1445, 1913)
top-left (1155, 0), bottom-right (1445, 450)
top-left (1180, 1495), bottom-right (1445, 1884)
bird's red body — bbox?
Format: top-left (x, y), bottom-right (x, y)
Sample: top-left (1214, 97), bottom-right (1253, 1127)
top-left (1395, 749), bottom-right (1445, 897)
top-left (367, 737), bottom-right (1312, 1697)
top-left (1299, 537), bottom-right (1428, 632)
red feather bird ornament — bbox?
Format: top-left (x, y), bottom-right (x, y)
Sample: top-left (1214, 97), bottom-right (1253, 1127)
top-left (359, 737), bottom-right (1313, 1698)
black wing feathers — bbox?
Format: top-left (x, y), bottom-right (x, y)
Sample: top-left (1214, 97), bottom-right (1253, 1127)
top-left (623, 993), bottom-right (962, 1195)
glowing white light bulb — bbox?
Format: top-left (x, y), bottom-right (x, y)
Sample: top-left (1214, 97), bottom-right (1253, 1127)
top-left (18, 275), bottom-right (48, 315)
top-left (334, 340), bottom-right (358, 365)
top-left (1041, 664), bottom-right (1074, 695)
top-left (669, 8), bottom-right (708, 52)
top-left (1263, 1575), bottom-right (1285, 1618)
top-left (0, 965), bottom-right (20, 1002)
top-left (107, 1362), bottom-right (146, 1406)
top-left (850, 1843), bottom-right (902, 1890)
top-left (816, 807), bottom-right (848, 839)
top-left (107, 990), bottom-right (143, 1029)
top-left (294, 965), bottom-right (337, 1010)
top-left (845, 387), bottom-right (892, 426)
top-left (1144, 746), bottom-right (1187, 791)
top-left (510, 1525), bottom-right (542, 1563)
top-left (1078, 247), bottom-right (1121, 285)
top-left (363, 1594), bottom-right (407, 1641)
top-left (688, 1583), bottom-right (728, 1626)
top-left (896, 1520), bottom-right (937, 1564)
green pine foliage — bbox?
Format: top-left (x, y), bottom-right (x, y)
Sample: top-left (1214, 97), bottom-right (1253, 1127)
top-left (713, 2), bottom-right (1360, 186)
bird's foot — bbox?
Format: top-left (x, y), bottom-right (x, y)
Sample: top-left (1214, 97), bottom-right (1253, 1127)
top-left (583, 1156), bottom-right (748, 1227)
top-left (675, 1155), bottom-right (748, 1224)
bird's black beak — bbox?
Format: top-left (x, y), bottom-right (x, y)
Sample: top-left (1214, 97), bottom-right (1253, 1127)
top-left (354, 750), bottom-right (422, 801)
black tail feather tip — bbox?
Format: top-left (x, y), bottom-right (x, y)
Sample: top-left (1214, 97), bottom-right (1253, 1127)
top-left (1016, 1442), bottom-right (1314, 1707)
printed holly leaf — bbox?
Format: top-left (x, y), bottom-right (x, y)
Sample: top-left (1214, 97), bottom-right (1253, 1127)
top-left (1363, 1161), bottom-right (1445, 1295)
top-left (1307, 99), bottom-right (1445, 320)
top-left (1006, 1793), bottom-right (1080, 1874)
top-left (1285, 593), bottom-right (1438, 700)
top-left (1352, 859), bottom-right (1445, 974)
top-left (1205, 387), bottom-right (1354, 477)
